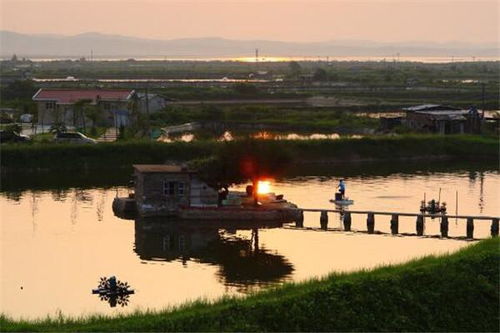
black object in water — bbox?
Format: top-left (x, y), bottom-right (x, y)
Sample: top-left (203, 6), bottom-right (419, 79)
top-left (92, 276), bottom-right (135, 307)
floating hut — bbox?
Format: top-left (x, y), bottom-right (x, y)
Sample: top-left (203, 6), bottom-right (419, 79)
top-left (113, 164), bottom-right (299, 221)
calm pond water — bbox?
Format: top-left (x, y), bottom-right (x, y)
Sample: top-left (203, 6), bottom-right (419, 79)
top-left (1, 162), bottom-right (498, 319)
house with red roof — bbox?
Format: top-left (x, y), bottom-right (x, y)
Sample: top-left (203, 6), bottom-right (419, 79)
top-left (32, 89), bottom-right (136, 127)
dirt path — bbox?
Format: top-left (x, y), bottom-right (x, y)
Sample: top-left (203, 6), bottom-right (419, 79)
top-left (171, 98), bottom-right (306, 105)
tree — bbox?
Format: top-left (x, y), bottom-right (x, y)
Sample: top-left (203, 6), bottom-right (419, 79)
top-left (288, 61), bottom-right (302, 78)
top-left (313, 68), bottom-right (328, 81)
top-left (73, 99), bottom-right (92, 132)
top-left (190, 139), bottom-right (293, 204)
top-left (0, 80), bottom-right (37, 101)
top-left (84, 103), bottom-right (102, 135)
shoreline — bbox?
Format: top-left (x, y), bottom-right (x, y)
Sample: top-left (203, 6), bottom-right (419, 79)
top-left (1, 135), bottom-right (498, 172)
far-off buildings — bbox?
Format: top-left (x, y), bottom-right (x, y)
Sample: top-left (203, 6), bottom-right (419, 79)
top-left (32, 89), bottom-right (169, 127)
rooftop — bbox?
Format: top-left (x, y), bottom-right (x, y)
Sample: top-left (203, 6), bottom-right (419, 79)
top-left (414, 110), bottom-right (469, 116)
top-left (133, 164), bottom-right (196, 173)
top-left (32, 89), bottom-right (135, 104)
top-left (404, 104), bottom-right (460, 112)
top-left (414, 110), bottom-right (469, 120)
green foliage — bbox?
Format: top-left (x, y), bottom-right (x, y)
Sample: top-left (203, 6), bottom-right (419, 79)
top-left (288, 61), bottom-right (302, 77)
top-left (149, 104), bottom-right (380, 132)
top-left (191, 139), bottom-right (293, 188)
top-left (1, 238), bottom-right (498, 332)
top-left (149, 106), bottom-right (194, 126)
top-left (232, 83), bottom-right (258, 95)
top-left (49, 122), bottom-right (67, 134)
top-left (313, 68), bottom-right (328, 81)
top-left (1, 135), bottom-right (497, 172)
top-left (3, 123), bottom-right (22, 133)
top-left (198, 105), bottom-right (226, 122)
top-left (0, 80), bottom-right (37, 101)
top-left (118, 125), bottom-right (126, 140)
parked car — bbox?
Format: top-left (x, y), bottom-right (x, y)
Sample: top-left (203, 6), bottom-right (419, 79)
top-left (0, 130), bottom-right (31, 143)
top-left (53, 132), bottom-right (97, 144)
top-left (20, 114), bottom-right (33, 123)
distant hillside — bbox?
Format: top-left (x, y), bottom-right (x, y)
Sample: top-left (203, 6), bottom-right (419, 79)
top-left (0, 31), bottom-right (498, 58)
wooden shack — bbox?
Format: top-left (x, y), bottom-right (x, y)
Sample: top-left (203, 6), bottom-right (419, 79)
top-left (404, 104), bottom-right (482, 134)
top-left (133, 164), bottom-right (218, 216)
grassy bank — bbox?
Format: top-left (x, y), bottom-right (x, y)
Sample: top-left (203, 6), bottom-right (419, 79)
top-left (150, 105), bottom-right (379, 131)
top-left (1, 135), bottom-right (497, 172)
top-left (1, 237), bottom-right (498, 332)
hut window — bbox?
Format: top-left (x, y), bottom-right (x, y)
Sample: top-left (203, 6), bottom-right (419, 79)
top-left (178, 182), bottom-right (185, 195)
top-left (178, 235), bottom-right (186, 250)
top-left (164, 181), bottom-right (176, 196)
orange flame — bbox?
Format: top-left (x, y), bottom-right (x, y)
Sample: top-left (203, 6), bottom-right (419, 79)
top-left (257, 180), bottom-right (271, 194)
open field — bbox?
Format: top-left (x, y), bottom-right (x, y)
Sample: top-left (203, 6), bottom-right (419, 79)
top-left (2, 60), bottom-right (499, 113)
top-left (1, 237), bottom-right (498, 332)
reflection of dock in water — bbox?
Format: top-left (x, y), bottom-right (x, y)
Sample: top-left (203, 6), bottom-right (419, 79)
top-left (133, 218), bottom-right (294, 289)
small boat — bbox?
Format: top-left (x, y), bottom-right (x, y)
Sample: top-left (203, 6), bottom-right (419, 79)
top-left (330, 191), bottom-right (354, 205)
top-left (329, 199), bottom-right (354, 205)
top-left (419, 189), bottom-right (446, 214)
top-left (420, 199), bottom-right (446, 214)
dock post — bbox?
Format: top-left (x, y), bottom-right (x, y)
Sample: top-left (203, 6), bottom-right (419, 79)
top-left (295, 210), bottom-right (304, 228)
top-left (466, 218), bottom-right (474, 239)
top-left (491, 218), bottom-right (499, 237)
top-left (320, 211), bottom-right (328, 230)
top-left (343, 212), bottom-right (352, 231)
top-left (440, 216), bottom-right (449, 238)
top-left (390, 214), bottom-right (399, 235)
top-left (367, 213), bottom-right (375, 234)
top-left (416, 215), bottom-right (424, 236)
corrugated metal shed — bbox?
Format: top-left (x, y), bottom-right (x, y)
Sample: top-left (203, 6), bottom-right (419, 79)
top-left (404, 104), bottom-right (460, 112)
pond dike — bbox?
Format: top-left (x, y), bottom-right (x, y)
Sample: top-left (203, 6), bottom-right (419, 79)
top-left (1, 135), bottom-right (497, 172)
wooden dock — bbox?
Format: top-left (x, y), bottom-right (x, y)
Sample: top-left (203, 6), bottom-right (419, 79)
top-left (294, 209), bottom-right (499, 239)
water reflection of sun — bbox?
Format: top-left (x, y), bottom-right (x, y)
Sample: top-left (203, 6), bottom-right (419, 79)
top-left (257, 180), bottom-right (271, 194)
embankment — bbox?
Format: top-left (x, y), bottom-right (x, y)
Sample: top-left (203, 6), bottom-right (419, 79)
top-left (1, 237), bottom-right (498, 331)
top-left (1, 135), bottom-right (498, 172)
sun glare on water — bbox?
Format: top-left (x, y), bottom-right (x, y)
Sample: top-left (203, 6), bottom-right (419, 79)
top-left (257, 180), bottom-right (271, 194)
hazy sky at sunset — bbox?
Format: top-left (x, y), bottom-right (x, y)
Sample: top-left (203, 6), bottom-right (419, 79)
top-left (0, 0), bottom-right (498, 43)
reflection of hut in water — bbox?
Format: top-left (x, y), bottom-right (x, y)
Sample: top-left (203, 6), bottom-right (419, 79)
top-left (134, 219), bottom-right (293, 288)
top-left (134, 220), bottom-right (220, 262)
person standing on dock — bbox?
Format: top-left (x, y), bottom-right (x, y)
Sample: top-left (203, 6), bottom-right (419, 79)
top-left (338, 179), bottom-right (346, 199)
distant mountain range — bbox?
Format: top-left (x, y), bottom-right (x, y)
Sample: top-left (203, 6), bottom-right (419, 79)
top-left (1, 31), bottom-right (498, 58)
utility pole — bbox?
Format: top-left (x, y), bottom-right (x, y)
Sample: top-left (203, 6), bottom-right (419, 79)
top-left (145, 85), bottom-right (150, 138)
top-left (481, 82), bottom-right (486, 117)
top-left (255, 48), bottom-right (259, 71)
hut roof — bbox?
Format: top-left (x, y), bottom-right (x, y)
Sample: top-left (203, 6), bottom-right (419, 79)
top-left (133, 164), bottom-right (196, 174)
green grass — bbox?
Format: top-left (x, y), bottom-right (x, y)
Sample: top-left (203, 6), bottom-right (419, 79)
top-left (1, 237), bottom-right (498, 332)
top-left (1, 135), bottom-right (498, 171)
top-left (148, 105), bottom-right (380, 131)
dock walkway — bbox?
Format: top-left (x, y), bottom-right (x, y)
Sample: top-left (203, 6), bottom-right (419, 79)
top-left (295, 208), bottom-right (499, 239)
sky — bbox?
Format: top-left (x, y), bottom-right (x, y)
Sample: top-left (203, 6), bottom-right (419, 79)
top-left (0, 0), bottom-right (498, 43)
